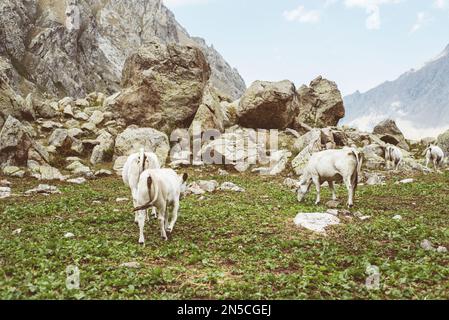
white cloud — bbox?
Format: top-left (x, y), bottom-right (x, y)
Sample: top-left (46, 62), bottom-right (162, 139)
top-left (163, 0), bottom-right (209, 8)
top-left (433, 0), bottom-right (447, 9)
top-left (344, 0), bottom-right (402, 30)
top-left (410, 12), bottom-right (431, 34)
top-left (283, 5), bottom-right (321, 23)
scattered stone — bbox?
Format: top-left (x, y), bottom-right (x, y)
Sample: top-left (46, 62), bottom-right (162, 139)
top-left (94, 169), bottom-right (112, 177)
top-left (283, 178), bottom-right (300, 190)
top-left (365, 172), bottom-right (386, 186)
top-left (326, 200), bottom-right (341, 209)
top-left (218, 169), bottom-right (229, 176)
top-left (219, 182), bottom-right (245, 193)
top-left (67, 177), bottom-right (87, 185)
top-left (420, 239), bottom-right (435, 251)
top-left (81, 122), bottom-right (97, 133)
top-left (12, 228), bottom-right (22, 235)
top-left (0, 187), bottom-right (12, 199)
top-left (116, 198), bottom-right (129, 203)
top-left (120, 262), bottom-right (141, 269)
top-left (74, 112), bottom-right (89, 121)
top-left (294, 212), bottom-right (340, 233)
top-left (66, 161), bottom-right (92, 177)
top-left (64, 232), bottom-right (75, 239)
top-left (197, 180), bottom-right (219, 193)
top-left (63, 105), bottom-right (74, 117)
top-left (326, 209), bottom-right (339, 216)
top-left (396, 178), bottom-right (414, 185)
top-left (89, 111), bottom-right (105, 125)
top-left (437, 246), bottom-right (448, 253)
top-left (0, 179), bottom-right (11, 187)
top-left (392, 215), bottom-right (403, 221)
top-left (25, 185), bottom-right (61, 195)
top-left (39, 165), bottom-right (65, 181)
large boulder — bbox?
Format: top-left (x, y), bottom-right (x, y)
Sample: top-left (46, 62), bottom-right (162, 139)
top-left (114, 126), bottom-right (170, 166)
top-left (373, 119), bottom-right (409, 151)
top-left (0, 116), bottom-right (36, 166)
top-left (109, 42), bottom-right (211, 132)
top-left (237, 80), bottom-right (299, 129)
top-left (294, 76), bottom-right (345, 128)
top-left (190, 84), bottom-right (228, 133)
top-left (90, 131), bottom-right (115, 165)
top-left (437, 130), bottom-right (449, 154)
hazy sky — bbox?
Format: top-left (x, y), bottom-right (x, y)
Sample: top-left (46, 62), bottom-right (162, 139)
top-left (164, 0), bottom-right (449, 96)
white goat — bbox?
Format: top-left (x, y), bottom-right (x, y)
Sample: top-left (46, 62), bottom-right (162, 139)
top-left (122, 149), bottom-right (161, 222)
top-left (384, 145), bottom-right (403, 170)
top-left (133, 169), bottom-right (188, 244)
top-left (425, 145), bottom-right (445, 171)
top-left (297, 147), bottom-right (363, 208)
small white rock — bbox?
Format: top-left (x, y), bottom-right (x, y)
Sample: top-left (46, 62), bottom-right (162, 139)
top-left (64, 233), bottom-right (75, 239)
top-left (12, 228), bottom-right (22, 235)
top-left (392, 215), bottom-right (402, 221)
top-left (421, 239), bottom-right (435, 251)
top-left (120, 262), bottom-right (141, 269)
top-left (116, 198), bottom-right (129, 203)
top-left (67, 177), bottom-right (87, 185)
top-left (396, 179), bottom-right (414, 185)
top-left (437, 246), bottom-right (448, 253)
top-left (294, 212), bottom-right (340, 234)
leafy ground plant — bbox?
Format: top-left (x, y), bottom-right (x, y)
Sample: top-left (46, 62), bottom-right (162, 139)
top-left (0, 169), bottom-right (448, 299)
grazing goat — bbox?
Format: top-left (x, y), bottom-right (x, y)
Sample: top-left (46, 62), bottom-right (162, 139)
top-left (297, 147), bottom-right (363, 208)
top-left (425, 145), bottom-right (445, 171)
top-left (122, 149), bottom-right (161, 222)
top-left (384, 145), bottom-right (403, 170)
top-left (134, 169), bottom-right (188, 244)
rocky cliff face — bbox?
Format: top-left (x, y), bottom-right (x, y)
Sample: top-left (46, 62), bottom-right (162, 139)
top-left (0, 0), bottom-right (246, 100)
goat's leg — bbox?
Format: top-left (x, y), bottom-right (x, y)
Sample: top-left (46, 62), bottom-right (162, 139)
top-left (345, 177), bottom-right (354, 208)
top-left (313, 177), bottom-right (321, 205)
top-left (167, 201), bottom-right (180, 234)
top-left (137, 210), bottom-right (146, 244)
top-left (329, 181), bottom-right (337, 201)
top-left (158, 204), bottom-right (168, 241)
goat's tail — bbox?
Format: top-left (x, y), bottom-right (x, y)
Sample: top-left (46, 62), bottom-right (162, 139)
top-left (139, 148), bottom-right (147, 172)
top-left (133, 175), bottom-right (159, 212)
top-left (351, 149), bottom-right (363, 192)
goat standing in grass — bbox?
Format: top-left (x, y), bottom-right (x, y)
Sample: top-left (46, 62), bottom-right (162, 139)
top-left (425, 145), bottom-right (445, 171)
top-left (122, 148), bottom-right (161, 222)
top-left (134, 169), bottom-right (188, 243)
top-left (297, 147), bottom-right (363, 208)
top-left (385, 145), bottom-right (403, 171)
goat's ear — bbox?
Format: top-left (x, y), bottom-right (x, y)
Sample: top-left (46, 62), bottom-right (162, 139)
top-left (182, 173), bottom-right (188, 182)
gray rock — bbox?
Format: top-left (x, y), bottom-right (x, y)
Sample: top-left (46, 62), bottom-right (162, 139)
top-left (219, 182), bottom-right (245, 193)
top-left (67, 177), bottom-right (87, 185)
top-left (90, 131), bottom-right (115, 165)
top-left (25, 184), bottom-right (61, 195)
top-left (114, 127), bottom-right (170, 166)
top-left (0, 187), bottom-right (11, 199)
top-left (237, 80), bottom-right (299, 130)
top-left (420, 239), bottom-right (435, 251)
top-left (294, 76), bottom-right (345, 128)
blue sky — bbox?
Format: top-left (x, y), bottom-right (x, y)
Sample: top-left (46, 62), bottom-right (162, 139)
top-left (164, 0), bottom-right (449, 96)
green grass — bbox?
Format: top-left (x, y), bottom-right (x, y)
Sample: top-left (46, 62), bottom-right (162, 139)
top-left (1, 169), bottom-right (448, 300)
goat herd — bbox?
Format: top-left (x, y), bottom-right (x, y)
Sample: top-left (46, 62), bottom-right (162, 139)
top-left (121, 144), bottom-right (446, 244)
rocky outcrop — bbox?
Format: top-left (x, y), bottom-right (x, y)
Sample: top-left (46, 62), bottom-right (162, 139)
top-left (437, 130), bottom-right (449, 154)
top-left (0, 116), bottom-right (48, 167)
top-left (109, 42), bottom-right (211, 132)
top-left (237, 80), bottom-right (299, 129)
top-left (373, 119), bottom-right (409, 151)
top-left (190, 84), bottom-right (229, 133)
top-left (0, 0), bottom-right (244, 100)
top-left (294, 76), bottom-right (345, 128)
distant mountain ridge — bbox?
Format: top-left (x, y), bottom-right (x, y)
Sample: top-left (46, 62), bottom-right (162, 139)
top-left (343, 43), bottom-right (449, 139)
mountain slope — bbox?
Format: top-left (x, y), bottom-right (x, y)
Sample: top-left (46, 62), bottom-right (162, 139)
top-left (343, 44), bottom-right (449, 137)
top-left (0, 0), bottom-right (246, 100)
